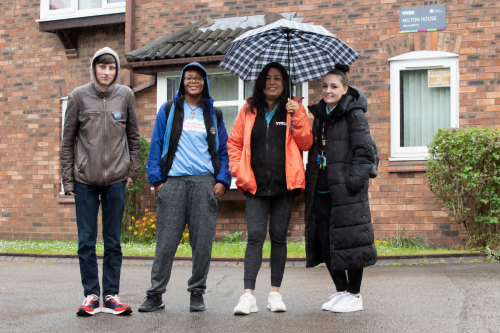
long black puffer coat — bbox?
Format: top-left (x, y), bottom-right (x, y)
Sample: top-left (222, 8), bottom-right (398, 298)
top-left (305, 86), bottom-right (377, 270)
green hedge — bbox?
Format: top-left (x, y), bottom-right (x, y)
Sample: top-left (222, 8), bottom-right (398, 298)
top-left (122, 135), bottom-right (150, 236)
top-left (426, 127), bottom-right (500, 247)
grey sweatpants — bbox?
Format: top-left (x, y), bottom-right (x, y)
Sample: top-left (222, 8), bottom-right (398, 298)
top-left (147, 175), bottom-right (218, 295)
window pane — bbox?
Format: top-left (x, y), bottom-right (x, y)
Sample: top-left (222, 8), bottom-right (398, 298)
top-left (167, 75), bottom-right (239, 102)
top-left (400, 69), bottom-right (451, 147)
top-left (295, 84), bottom-right (303, 99)
top-left (218, 106), bottom-right (239, 135)
top-left (167, 77), bottom-right (180, 101)
top-left (208, 74), bottom-right (238, 101)
top-left (50, 0), bottom-right (71, 10)
top-left (107, 0), bottom-right (125, 3)
top-left (244, 82), bottom-right (254, 99)
top-left (79, 0), bottom-right (102, 10)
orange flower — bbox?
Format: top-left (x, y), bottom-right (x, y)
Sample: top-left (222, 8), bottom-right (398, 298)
top-left (154, 231), bottom-right (156, 235)
top-left (147, 234), bottom-right (151, 238)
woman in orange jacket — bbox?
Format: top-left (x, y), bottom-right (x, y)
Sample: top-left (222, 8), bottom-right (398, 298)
top-left (228, 62), bottom-right (313, 315)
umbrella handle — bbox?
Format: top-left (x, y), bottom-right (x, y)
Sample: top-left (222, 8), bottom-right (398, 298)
top-left (286, 30), bottom-right (292, 100)
top-left (286, 30), bottom-right (294, 116)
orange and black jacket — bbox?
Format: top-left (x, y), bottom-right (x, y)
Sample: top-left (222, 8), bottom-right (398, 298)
top-left (227, 97), bottom-right (313, 195)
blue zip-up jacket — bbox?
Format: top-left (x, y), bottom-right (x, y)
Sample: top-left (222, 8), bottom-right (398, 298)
top-left (146, 62), bottom-right (231, 190)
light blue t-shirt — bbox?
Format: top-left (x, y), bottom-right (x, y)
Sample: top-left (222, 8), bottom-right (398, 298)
top-left (168, 101), bottom-right (214, 177)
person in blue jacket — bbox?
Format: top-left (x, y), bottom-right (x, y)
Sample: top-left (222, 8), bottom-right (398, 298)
top-left (139, 62), bottom-right (231, 313)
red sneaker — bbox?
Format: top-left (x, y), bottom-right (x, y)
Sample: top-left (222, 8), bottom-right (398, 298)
top-left (77, 295), bottom-right (101, 316)
top-left (102, 295), bottom-right (133, 315)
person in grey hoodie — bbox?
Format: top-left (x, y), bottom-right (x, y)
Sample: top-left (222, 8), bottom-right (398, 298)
top-left (61, 47), bottom-right (140, 316)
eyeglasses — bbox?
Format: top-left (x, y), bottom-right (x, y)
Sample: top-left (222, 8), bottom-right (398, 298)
top-left (184, 76), bottom-right (204, 83)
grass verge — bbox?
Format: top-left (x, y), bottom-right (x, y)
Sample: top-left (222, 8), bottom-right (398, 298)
top-left (0, 240), bottom-right (473, 258)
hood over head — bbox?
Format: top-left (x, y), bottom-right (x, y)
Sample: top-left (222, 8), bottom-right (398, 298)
top-left (175, 62), bottom-right (212, 102)
top-left (174, 62), bottom-right (219, 151)
top-left (90, 47), bottom-right (120, 92)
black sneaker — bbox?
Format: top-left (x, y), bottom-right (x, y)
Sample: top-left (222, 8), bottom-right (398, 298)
top-left (138, 294), bottom-right (165, 312)
top-left (190, 292), bottom-right (205, 312)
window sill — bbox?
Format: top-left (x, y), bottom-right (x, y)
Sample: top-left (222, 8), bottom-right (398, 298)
top-left (39, 13), bottom-right (125, 59)
top-left (58, 194), bottom-right (75, 204)
top-left (387, 160), bottom-right (428, 173)
top-left (38, 7), bottom-right (125, 23)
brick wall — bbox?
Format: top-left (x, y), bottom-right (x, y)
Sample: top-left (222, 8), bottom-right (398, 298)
top-left (1, 0), bottom-right (499, 245)
top-left (0, 0), bottom-right (126, 240)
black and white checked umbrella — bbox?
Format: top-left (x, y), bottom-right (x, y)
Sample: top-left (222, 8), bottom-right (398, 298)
top-left (219, 19), bottom-right (360, 90)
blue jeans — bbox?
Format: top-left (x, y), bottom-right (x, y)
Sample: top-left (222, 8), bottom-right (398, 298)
top-left (74, 180), bottom-right (126, 297)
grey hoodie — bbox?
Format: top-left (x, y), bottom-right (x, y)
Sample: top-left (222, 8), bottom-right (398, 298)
top-left (61, 47), bottom-right (141, 193)
top-left (90, 47), bottom-right (120, 92)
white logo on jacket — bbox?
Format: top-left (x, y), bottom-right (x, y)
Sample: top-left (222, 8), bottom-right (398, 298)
top-left (275, 121), bottom-right (287, 126)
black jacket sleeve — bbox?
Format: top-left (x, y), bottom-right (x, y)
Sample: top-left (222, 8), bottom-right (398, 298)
top-left (345, 109), bottom-right (374, 193)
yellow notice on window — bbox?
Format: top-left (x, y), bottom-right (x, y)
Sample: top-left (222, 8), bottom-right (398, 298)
top-left (428, 69), bottom-right (450, 88)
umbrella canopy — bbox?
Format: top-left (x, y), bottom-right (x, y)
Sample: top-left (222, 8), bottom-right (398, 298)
top-left (219, 18), bottom-right (360, 86)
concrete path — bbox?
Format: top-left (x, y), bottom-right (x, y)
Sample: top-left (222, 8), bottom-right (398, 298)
top-left (0, 260), bottom-right (499, 333)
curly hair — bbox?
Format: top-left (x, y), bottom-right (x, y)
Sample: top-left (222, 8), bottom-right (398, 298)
top-left (247, 62), bottom-right (290, 114)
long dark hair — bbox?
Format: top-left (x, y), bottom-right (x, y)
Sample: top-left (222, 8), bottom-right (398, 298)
top-left (248, 62), bottom-right (290, 114)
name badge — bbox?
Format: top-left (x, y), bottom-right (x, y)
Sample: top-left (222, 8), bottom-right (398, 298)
top-left (113, 111), bottom-right (122, 120)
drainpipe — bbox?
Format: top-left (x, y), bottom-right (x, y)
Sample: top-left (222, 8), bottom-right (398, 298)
top-left (125, 0), bottom-right (134, 87)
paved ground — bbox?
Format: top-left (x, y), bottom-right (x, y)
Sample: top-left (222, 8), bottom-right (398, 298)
top-left (0, 260), bottom-right (499, 333)
top-left (0, 252), bottom-right (487, 266)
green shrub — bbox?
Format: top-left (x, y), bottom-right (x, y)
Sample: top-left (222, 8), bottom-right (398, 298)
top-left (386, 229), bottom-right (429, 249)
top-left (122, 135), bottom-right (150, 235)
top-left (223, 231), bottom-right (243, 244)
top-left (426, 127), bottom-right (500, 247)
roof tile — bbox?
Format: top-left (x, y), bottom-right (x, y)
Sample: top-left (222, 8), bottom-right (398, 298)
top-left (126, 12), bottom-right (304, 63)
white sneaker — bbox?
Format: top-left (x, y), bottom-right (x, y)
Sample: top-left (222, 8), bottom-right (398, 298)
top-left (322, 292), bottom-right (348, 311)
top-left (267, 292), bottom-right (286, 312)
top-left (234, 293), bottom-right (258, 315)
top-left (331, 294), bottom-right (363, 313)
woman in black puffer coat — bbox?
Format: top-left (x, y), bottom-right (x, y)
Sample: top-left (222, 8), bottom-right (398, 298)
top-left (305, 64), bottom-right (377, 313)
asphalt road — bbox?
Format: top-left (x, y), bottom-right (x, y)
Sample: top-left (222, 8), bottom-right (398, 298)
top-left (1, 261), bottom-right (499, 333)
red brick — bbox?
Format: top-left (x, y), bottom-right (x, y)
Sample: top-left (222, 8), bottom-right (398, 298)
top-left (1, 0), bottom-right (496, 246)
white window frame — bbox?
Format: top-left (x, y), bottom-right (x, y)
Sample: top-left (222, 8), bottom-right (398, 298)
top-left (38, 0), bottom-right (125, 22)
top-left (389, 51), bottom-right (459, 161)
top-left (60, 96), bottom-right (68, 195)
top-left (157, 69), bottom-right (309, 189)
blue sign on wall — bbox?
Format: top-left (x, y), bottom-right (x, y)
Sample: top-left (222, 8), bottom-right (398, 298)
top-left (399, 5), bottom-right (446, 33)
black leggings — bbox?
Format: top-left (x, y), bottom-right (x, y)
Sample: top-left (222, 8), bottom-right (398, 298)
top-left (314, 192), bottom-right (363, 294)
top-left (244, 193), bottom-right (296, 290)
